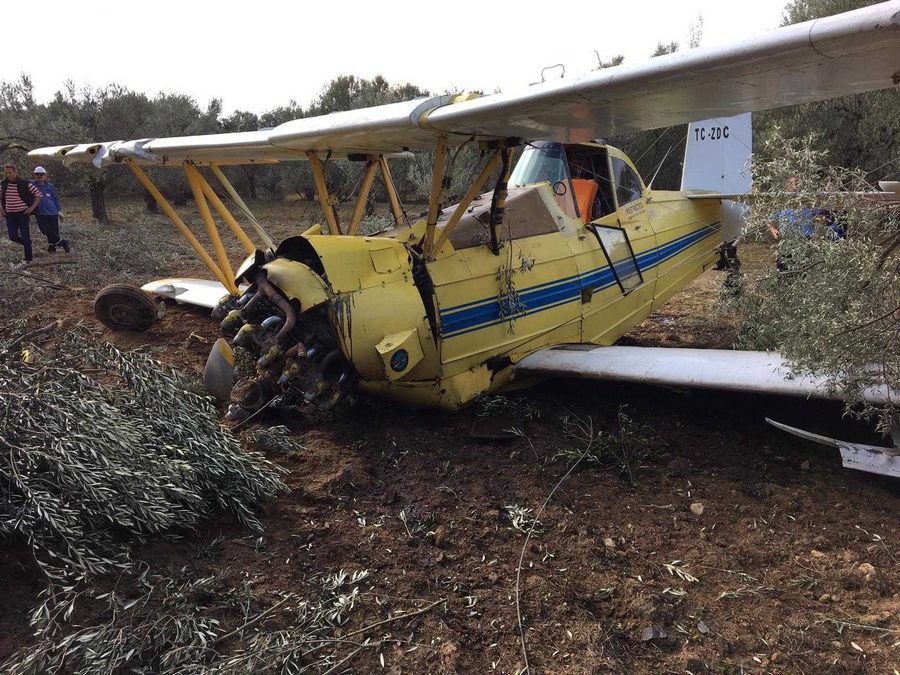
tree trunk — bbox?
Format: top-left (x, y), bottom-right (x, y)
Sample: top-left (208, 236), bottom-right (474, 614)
top-left (89, 178), bottom-right (109, 224)
top-left (144, 189), bottom-right (158, 213)
top-left (248, 174), bottom-right (258, 200)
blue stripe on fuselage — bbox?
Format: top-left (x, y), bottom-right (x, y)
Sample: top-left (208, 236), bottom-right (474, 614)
top-left (439, 224), bottom-right (719, 338)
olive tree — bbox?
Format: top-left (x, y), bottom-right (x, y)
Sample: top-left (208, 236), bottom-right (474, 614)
top-left (730, 129), bottom-right (899, 434)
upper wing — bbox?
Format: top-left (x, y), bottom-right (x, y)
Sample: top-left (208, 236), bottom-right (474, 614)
top-left (515, 345), bottom-right (897, 405)
top-left (425, 2), bottom-right (900, 142)
top-left (29, 2), bottom-right (900, 165)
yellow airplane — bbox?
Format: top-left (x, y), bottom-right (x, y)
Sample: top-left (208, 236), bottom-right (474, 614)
top-left (29, 2), bottom-right (900, 476)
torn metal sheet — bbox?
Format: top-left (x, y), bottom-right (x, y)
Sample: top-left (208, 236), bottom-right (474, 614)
top-left (766, 418), bottom-right (900, 479)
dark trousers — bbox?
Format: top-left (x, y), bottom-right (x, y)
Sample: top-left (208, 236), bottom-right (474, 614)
top-left (36, 214), bottom-right (61, 245)
top-left (5, 212), bottom-right (32, 261)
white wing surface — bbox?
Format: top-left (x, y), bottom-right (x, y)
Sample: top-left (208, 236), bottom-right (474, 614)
top-left (515, 345), bottom-right (897, 405)
top-left (425, 2), bottom-right (900, 142)
top-left (29, 2), bottom-right (900, 165)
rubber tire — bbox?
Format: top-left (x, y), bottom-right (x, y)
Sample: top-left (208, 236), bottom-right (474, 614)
top-left (93, 284), bottom-right (159, 332)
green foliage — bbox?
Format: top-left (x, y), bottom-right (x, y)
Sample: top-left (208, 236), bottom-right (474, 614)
top-left (755, 0), bottom-right (900, 177)
top-left (651, 41), bottom-right (679, 57)
top-left (596, 54), bottom-right (625, 69)
top-left (729, 130), bottom-right (900, 430)
top-left (781, 0), bottom-right (882, 23)
top-left (2, 567), bottom-right (381, 674)
top-left (0, 324), bottom-right (287, 587)
top-left (310, 75), bottom-right (424, 116)
top-left (558, 406), bottom-right (666, 483)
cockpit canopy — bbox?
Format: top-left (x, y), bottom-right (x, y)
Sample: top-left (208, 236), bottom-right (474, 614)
top-left (509, 141), bottom-right (644, 224)
top-left (509, 141), bottom-right (570, 187)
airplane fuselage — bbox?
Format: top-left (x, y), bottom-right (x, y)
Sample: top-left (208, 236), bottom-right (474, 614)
top-left (226, 142), bottom-right (724, 411)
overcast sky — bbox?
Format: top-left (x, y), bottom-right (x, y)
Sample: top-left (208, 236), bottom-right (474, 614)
top-left (7, 0), bottom-right (788, 115)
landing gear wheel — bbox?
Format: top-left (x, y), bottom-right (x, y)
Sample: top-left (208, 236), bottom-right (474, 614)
top-left (93, 284), bottom-right (159, 332)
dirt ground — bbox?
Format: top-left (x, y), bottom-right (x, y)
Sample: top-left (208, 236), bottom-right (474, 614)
top-left (1, 198), bottom-right (898, 673)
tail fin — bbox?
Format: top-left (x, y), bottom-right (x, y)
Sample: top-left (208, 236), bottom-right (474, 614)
top-left (681, 112), bottom-right (752, 241)
top-left (681, 112), bottom-right (752, 193)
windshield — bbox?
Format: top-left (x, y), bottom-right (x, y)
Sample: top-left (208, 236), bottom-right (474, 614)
top-left (509, 142), bottom-right (577, 219)
top-left (510, 142), bottom-right (568, 186)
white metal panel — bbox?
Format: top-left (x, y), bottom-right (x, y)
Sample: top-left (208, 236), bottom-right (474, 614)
top-left (268, 96), bottom-right (453, 153)
top-left (681, 113), bottom-right (753, 242)
top-left (144, 130), bottom-right (309, 163)
top-left (765, 418), bottom-right (899, 479)
top-left (141, 278), bottom-right (236, 309)
top-left (27, 144), bottom-right (76, 160)
top-left (516, 345), bottom-right (897, 405)
top-left (681, 113), bottom-right (752, 194)
top-left (425, 2), bottom-right (900, 141)
top-left (61, 142), bottom-right (120, 168)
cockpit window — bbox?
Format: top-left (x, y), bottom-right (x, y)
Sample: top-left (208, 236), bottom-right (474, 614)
top-left (509, 142), bottom-right (568, 186)
top-left (509, 142), bottom-right (577, 219)
top-left (611, 157), bottom-right (644, 206)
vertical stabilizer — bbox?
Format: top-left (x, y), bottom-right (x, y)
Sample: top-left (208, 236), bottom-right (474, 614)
top-left (682, 113), bottom-right (752, 241)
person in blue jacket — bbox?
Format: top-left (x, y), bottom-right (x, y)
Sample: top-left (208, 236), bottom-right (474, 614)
top-left (31, 166), bottom-right (70, 253)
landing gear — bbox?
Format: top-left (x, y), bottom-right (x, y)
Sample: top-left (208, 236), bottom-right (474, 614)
top-left (714, 241), bottom-right (740, 271)
top-left (93, 283), bottom-right (159, 332)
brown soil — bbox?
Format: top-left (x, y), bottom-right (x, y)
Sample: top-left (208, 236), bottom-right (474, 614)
top-left (1, 199), bottom-right (897, 673)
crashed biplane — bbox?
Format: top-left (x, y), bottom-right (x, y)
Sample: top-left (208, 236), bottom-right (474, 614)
top-left (30, 2), bottom-right (900, 477)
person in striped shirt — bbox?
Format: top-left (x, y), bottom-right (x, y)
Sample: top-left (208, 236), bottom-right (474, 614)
top-left (1, 163), bottom-right (42, 264)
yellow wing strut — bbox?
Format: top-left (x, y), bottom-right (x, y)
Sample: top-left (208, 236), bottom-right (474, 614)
top-left (378, 155), bottom-right (405, 229)
top-left (184, 162), bottom-right (237, 284)
top-left (347, 159), bottom-right (379, 236)
top-left (208, 163), bottom-right (275, 250)
top-left (127, 161), bottom-right (236, 293)
top-left (307, 150), bottom-right (342, 235)
top-left (430, 150), bottom-right (501, 258)
top-left (185, 164), bottom-right (256, 255)
top-left (423, 136), bottom-right (449, 259)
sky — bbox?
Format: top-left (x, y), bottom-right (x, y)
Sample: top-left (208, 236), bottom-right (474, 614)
top-left (5, 0), bottom-right (788, 116)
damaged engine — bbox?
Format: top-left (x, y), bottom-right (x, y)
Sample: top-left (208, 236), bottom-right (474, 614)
top-left (211, 255), bottom-right (354, 421)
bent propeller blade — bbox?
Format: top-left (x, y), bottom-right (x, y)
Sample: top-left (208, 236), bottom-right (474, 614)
top-left (204, 337), bottom-right (235, 402)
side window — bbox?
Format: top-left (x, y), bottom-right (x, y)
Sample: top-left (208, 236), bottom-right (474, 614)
top-left (611, 157), bottom-right (643, 207)
top-left (588, 224), bottom-right (644, 294)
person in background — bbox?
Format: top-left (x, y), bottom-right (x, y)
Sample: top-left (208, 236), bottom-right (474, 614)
top-left (1, 163), bottom-right (41, 264)
top-left (813, 207), bottom-right (847, 241)
top-left (767, 206), bottom-right (816, 271)
top-left (31, 166), bottom-right (70, 253)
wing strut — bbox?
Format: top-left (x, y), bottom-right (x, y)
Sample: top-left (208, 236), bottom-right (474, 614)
top-left (306, 150), bottom-right (342, 235)
top-left (378, 155), bottom-right (406, 229)
top-left (127, 161), bottom-right (237, 294)
top-left (184, 162), bottom-right (237, 283)
top-left (188, 165), bottom-right (256, 255)
top-left (347, 158), bottom-right (379, 236)
top-left (208, 163), bottom-right (275, 250)
top-left (488, 145), bottom-right (513, 255)
top-left (429, 149), bottom-right (502, 259)
top-left (423, 136), bottom-right (449, 258)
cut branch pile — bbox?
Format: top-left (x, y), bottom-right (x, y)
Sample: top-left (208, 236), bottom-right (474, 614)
top-left (0, 322), bottom-right (287, 587)
top-left (2, 565), bottom-right (442, 674)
